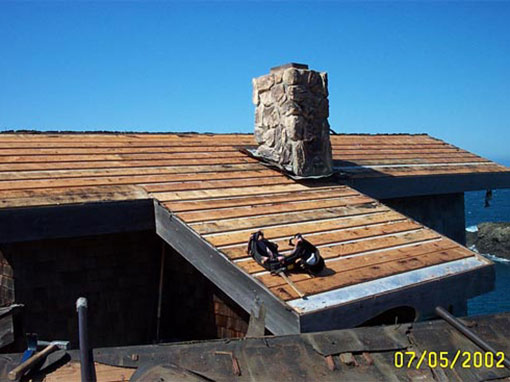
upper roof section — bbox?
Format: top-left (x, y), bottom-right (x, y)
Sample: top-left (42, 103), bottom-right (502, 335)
top-left (0, 132), bottom-right (508, 206)
top-left (330, 134), bottom-right (510, 198)
top-left (332, 134), bottom-right (506, 177)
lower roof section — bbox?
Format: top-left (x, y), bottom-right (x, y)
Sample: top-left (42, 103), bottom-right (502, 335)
top-left (288, 256), bottom-right (489, 314)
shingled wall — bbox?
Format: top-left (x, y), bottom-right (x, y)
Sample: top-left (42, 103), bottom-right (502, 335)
top-left (0, 250), bottom-right (14, 306)
top-left (0, 231), bottom-right (249, 348)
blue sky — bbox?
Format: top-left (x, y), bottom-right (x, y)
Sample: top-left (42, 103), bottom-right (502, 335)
top-left (0, 1), bottom-right (509, 164)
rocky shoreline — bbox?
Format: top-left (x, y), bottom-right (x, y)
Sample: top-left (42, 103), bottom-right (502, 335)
top-left (466, 222), bottom-right (510, 259)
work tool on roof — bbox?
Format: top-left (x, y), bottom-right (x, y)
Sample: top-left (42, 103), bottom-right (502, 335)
top-left (20, 333), bottom-right (37, 363)
top-left (77, 297), bottom-right (97, 382)
top-left (278, 271), bottom-right (306, 298)
top-left (8, 340), bottom-right (70, 381)
top-left (436, 306), bottom-right (510, 369)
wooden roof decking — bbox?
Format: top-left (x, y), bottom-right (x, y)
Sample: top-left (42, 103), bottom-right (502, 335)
top-left (0, 133), bottom-right (494, 314)
top-left (168, 184), bottom-right (476, 303)
top-left (330, 134), bottom-right (508, 177)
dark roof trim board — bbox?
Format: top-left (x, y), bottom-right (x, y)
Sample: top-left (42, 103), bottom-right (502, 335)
top-left (0, 199), bottom-right (154, 244)
top-left (343, 171), bottom-right (510, 199)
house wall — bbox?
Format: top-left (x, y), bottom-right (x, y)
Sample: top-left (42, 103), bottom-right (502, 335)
top-left (0, 231), bottom-right (161, 348)
top-left (159, 243), bottom-right (249, 341)
top-left (0, 231), bottom-right (249, 349)
top-left (381, 193), bottom-right (466, 245)
top-left (0, 250), bottom-right (14, 306)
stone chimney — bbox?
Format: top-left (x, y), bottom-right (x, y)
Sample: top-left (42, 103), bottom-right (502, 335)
top-left (252, 63), bottom-right (333, 177)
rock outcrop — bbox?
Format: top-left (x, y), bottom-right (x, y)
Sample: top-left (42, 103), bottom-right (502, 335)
top-left (467, 222), bottom-right (510, 259)
top-left (252, 63), bottom-right (333, 177)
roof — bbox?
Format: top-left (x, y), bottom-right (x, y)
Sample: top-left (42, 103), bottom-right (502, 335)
top-left (3, 311), bottom-right (510, 381)
top-left (331, 133), bottom-right (507, 177)
top-left (330, 134), bottom-right (510, 198)
top-left (0, 132), bottom-right (495, 322)
top-left (0, 133), bottom-right (508, 207)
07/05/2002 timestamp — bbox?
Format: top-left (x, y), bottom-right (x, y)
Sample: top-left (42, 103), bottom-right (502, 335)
top-left (394, 350), bottom-right (506, 369)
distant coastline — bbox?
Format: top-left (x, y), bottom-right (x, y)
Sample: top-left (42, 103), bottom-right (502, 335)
top-left (466, 222), bottom-right (510, 260)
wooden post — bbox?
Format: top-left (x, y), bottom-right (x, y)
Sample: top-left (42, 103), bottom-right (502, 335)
top-left (156, 243), bottom-right (166, 342)
top-left (279, 273), bottom-right (306, 298)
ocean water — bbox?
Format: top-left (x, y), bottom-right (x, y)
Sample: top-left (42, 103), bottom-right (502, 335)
top-left (465, 188), bottom-right (510, 316)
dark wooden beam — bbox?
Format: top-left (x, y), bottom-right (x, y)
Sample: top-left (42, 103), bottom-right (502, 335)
top-left (0, 200), bottom-right (155, 244)
top-left (343, 172), bottom-right (510, 199)
top-left (153, 201), bottom-right (300, 335)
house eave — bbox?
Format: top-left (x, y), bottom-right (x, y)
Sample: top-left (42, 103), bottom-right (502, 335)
top-left (342, 171), bottom-right (510, 199)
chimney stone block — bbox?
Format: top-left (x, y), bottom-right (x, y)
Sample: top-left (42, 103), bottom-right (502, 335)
top-left (252, 64), bottom-right (333, 177)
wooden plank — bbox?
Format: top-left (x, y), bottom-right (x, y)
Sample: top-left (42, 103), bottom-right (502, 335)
top-left (151, 183), bottom-right (327, 202)
top-left (236, 229), bottom-right (441, 274)
top-left (0, 145), bottom-right (246, 155)
top-left (332, 148), bottom-right (469, 155)
top-left (270, 247), bottom-right (473, 301)
top-left (331, 144), bottom-right (453, 150)
top-left (164, 187), bottom-right (354, 212)
top-left (0, 132), bottom-right (252, 138)
top-left (330, 138), bottom-right (439, 145)
top-left (0, 163), bottom-right (263, 181)
top-left (1, 194), bottom-right (141, 209)
top-left (0, 150), bottom-right (248, 163)
top-left (317, 229), bottom-right (441, 260)
top-left (219, 220), bottom-right (422, 259)
top-left (349, 164), bottom-right (507, 174)
top-left (143, 176), bottom-right (293, 193)
top-left (0, 184), bottom-right (150, 200)
top-left (348, 164), bottom-right (508, 178)
top-left (0, 169), bottom-right (278, 191)
top-left (190, 203), bottom-right (387, 235)
top-left (0, 133), bottom-right (253, 141)
top-left (41, 362), bottom-right (135, 382)
top-left (335, 157), bottom-right (489, 166)
top-left (330, 134), bottom-right (434, 140)
top-left (205, 210), bottom-right (404, 246)
top-left (0, 141), bottom-right (250, 148)
top-left (0, 157), bottom-right (258, 172)
top-left (177, 195), bottom-right (373, 223)
top-left (0, 184), bottom-right (148, 202)
top-left (257, 239), bottom-right (459, 288)
top-left (0, 138), bottom-right (254, 146)
top-left (332, 148), bottom-right (474, 155)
